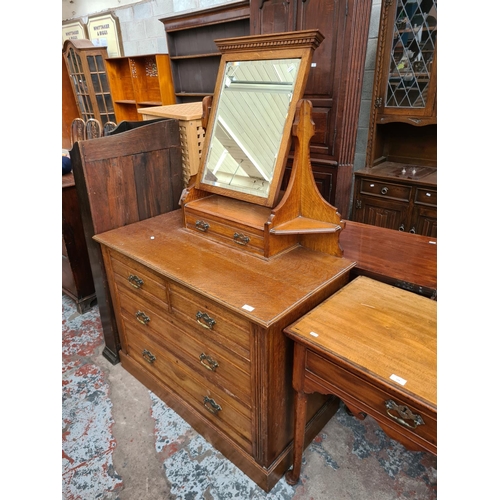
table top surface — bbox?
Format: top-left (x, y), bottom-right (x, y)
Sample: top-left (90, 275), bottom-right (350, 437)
top-left (285, 276), bottom-right (437, 406)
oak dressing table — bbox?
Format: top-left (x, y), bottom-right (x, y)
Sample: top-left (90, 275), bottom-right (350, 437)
top-left (94, 31), bottom-right (358, 491)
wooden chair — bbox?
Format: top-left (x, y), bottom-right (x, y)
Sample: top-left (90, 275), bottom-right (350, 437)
top-left (70, 118), bottom-right (85, 147)
top-left (103, 121), bottom-right (117, 136)
top-left (85, 118), bottom-right (102, 139)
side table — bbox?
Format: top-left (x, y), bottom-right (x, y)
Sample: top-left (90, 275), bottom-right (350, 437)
top-left (284, 276), bottom-right (437, 485)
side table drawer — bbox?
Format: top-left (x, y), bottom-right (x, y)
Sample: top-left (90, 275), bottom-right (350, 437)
top-left (306, 350), bottom-right (436, 449)
top-left (359, 179), bottom-right (411, 202)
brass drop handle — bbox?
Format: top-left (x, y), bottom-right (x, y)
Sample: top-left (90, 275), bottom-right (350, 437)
top-left (136, 311), bottom-right (150, 325)
top-left (195, 220), bottom-right (210, 232)
top-left (409, 227), bottom-right (416, 234)
top-left (199, 353), bottom-right (219, 372)
top-left (233, 233), bottom-right (250, 246)
top-left (385, 400), bottom-right (425, 429)
top-left (380, 186), bottom-right (389, 195)
top-left (142, 349), bottom-right (156, 364)
top-left (196, 311), bottom-right (216, 330)
top-left (398, 224), bottom-right (405, 232)
top-left (128, 274), bottom-right (144, 289)
top-left (203, 396), bottom-right (222, 415)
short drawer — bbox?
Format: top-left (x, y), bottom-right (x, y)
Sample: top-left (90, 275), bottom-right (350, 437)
top-left (359, 179), bottom-right (411, 202)
top-left (414, 188), bottom-right (437, 207)
top-left (169, 282), bottom-right (251, 359)
top-left (110, 251), bottom-right (168, 309)
top-left (117, 285), bottom-right (252, 403)
top-left (305, 350), bottom-right (436, 450)
top-left (124, 323), bottom-right (253, 454)
top-left (184, 211), bottom-right (265, 258)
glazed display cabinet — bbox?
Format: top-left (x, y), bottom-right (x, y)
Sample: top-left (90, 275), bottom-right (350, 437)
top-left (63, 39), bottom-right (116, 127)
top-left (352, 0), bottom-right (437, 236)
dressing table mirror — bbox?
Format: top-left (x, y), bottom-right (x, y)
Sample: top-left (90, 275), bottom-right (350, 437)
top-left (182, 30), bottom-right (346, 258)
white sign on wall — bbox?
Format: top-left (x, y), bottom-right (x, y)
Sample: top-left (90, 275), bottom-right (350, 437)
top-left (62, 21), bottom-right (87, 44)
top-left (87, 13), bottom-right (123, 57)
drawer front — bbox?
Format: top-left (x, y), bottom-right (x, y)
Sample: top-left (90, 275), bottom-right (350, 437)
top-left (184, 211), bottom-right (265, 257)
top-left (306, 351), bottom-right (436, 448)
top-left (124, 321), bottom-right (253, 454)
top-left (169, 282), bottom-right (251, 359)
top-left (117, 284), bottom-right (252, 403)
top-left (414, 188), bottom-right (437, 207)
top-left (359, 179), bottom-right (411, 202)
top-left (111, 251), bottom-right (168, 309)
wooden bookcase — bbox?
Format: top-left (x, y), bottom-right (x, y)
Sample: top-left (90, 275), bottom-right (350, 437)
top-left (105, 54), bottom-right (176, 122)
top-left (160, 1), bottom-right (250, 103)
top-left (352, 0), bottom-right (437, 236)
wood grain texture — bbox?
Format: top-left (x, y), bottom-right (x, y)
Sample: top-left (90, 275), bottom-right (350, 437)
top-left (286, 276), bottom-right (436, 405)
top-left (71, 120), bottom-right (184, 364)
top-left (95, 209), bottom-right (353, 491)
top-left (340, 219), bottom-right (437, 296)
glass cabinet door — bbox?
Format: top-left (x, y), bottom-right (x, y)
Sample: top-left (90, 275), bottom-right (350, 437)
top-left (379, 0), bottom-right (437, 117)
top-left (63, 40), bottom-right (116, 127)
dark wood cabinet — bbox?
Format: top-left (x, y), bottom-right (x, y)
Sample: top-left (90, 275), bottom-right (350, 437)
top-left (160, 1), bottom-right (250, 104)
top-left (62, 173), bottom-right (96, 313)
top-left (352, 164), bottom-right (436, 237)
top-left (160, 0), bottom-right (371, 213)
top-left (354, 0), bottom-right (437, 236)
top-left (250, 0), bottom-right (373, 213)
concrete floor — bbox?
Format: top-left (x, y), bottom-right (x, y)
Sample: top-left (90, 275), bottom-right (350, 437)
top-left (62, 293), bottom-right (437, 500)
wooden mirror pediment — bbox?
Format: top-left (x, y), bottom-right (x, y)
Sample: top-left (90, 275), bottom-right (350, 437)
top-left (195, 30), bottom-right (324, 208)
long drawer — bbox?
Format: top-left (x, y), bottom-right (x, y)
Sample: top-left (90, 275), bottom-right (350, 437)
top-left (111, 251), bottom-right (168, 310)
top-left (123, 320), bottom-right (253, 453)
top-left (118, 284), bottom-right (252, 404)
top-left (306, 350), bottom-right (436, 450)
top-left (184, 210), bottom-right (266, 258)
top-left (169, 281), bottom-right (251, 360)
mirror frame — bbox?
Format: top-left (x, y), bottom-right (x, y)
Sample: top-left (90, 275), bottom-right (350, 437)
top-left (195, 30), bottom-right (324, 208)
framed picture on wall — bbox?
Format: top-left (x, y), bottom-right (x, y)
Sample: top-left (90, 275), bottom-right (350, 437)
top-left (87, 12), bottom-right (123, 58)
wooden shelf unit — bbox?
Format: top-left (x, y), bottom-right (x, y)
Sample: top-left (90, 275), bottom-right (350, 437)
top-left (106, 54), bottom-right (176, 122)
top-left (160, 1), bottom-right (250, 103)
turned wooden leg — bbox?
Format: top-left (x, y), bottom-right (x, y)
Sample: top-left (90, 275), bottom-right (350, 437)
top-left (285, 389), bottom-right (308, 485)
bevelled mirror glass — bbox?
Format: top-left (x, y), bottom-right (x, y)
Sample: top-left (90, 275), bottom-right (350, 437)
top-left (202, 58), bottom-right (299, 199)
top-left (195, 31), bottom-right (324, 207)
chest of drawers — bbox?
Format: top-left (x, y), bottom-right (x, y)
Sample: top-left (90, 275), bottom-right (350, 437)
top-left (94, 209), bottom-right (355, 491)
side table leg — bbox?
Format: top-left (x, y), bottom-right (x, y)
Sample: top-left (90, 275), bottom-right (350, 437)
top-left (285, 389), bottom-right (307, 485)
